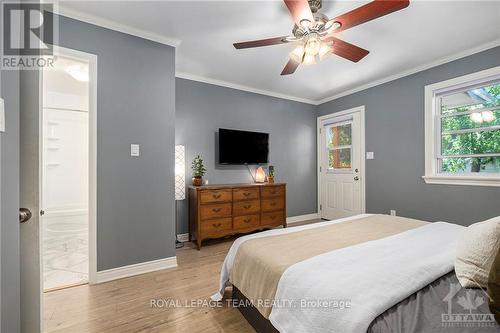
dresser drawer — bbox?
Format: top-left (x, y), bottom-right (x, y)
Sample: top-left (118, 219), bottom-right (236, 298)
top-left (233, 199), bottom-right (260, 216)
top-left (262, 197), bottom-right (285, 212)
top-left (233, 187), bottom-right (260, 201)
top-left (261, 186), bottom-right (285, 198)
top-left (261, 211), bottom-right (285, 227)
top-left (200, 189), bottom-right (232, 204)
top-left (200, 203), bottom-right (232, 220)
top-left (234, 214), bottom-right (260, 230)
top-left (200, 218), bottom-right (232, 237)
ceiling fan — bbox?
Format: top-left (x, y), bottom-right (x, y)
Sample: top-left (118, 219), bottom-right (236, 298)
top-left (233, 0), bottom-right (410, 75)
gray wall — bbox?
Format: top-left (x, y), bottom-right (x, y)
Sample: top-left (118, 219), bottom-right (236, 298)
top-left (46, 14), bottom-right (177, 270)
top-left (317, 46), bottom-right (500, 226)
top-left (1, 68), bottom-right (21, 333)
top-left (175, 78), bottom-right (317, 234)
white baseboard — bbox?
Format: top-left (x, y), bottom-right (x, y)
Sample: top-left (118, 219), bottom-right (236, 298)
top-left (286, 213), bottom-right (320, 225)
top-left (177, 233), bottom-right (189, 242)
top-left (95, 256), bottom-right (177, 284)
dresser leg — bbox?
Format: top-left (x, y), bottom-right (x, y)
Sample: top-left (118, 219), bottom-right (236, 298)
top-left (197, 239), bottom-right (201, 251)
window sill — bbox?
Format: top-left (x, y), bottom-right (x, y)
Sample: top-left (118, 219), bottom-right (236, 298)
top-left (422, 175), bottom-right (500, 187)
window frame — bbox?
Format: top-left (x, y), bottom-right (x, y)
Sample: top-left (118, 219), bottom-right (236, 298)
top-left (423, 66), bottom-right (500, 187)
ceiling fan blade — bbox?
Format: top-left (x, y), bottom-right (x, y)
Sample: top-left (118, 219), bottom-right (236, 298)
top-left (326, 37), bottom-right (369, 62)
top-left (281, 58), bottom-right (300, 76)
top-left (284, 0), bottom-right (315, 27)
top-left (233, 36), bottom-right (289, 49)
top-left (333, 0), bottom-right (410, 33)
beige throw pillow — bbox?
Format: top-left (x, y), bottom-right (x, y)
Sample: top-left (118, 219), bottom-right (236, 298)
top-left (455, 217), bottom-right (500, 288)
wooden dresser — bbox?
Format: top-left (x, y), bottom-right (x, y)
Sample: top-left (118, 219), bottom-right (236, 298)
top-left (189, 183), bottom-right (286, 249)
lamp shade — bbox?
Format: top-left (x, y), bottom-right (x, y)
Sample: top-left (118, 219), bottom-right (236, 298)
top-left (255, 167), bottom-right (266, 183)
top-left (175, 145), bottom-right (186, 200)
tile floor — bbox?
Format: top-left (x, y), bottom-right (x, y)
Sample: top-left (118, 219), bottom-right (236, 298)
top-left (43, 213), bottom-right (88, 290)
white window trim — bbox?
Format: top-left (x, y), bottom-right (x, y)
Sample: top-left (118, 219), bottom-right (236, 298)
top-left (423, 66), bottom-right (500, 187)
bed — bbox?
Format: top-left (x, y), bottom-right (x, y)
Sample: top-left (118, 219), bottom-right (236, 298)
top-left (212, 214), bottom-right (498, 333)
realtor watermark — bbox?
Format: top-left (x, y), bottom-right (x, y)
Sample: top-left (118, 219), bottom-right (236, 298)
top-left (441, 282), bottom-right (498, 328)
top-left (1, 1), bottom-right (57, 69)
top-left (150, 297), bottom-right (351, 311)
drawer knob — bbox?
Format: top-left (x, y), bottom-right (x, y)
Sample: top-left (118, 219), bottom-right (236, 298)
top-left (212, 193), bottom-right (221, 199)
top-left (243, 219), bottom-right (251, 223)
top-left (213, 223), bottom-right (222, 228)
top-left (243, 205), bottom-right (251, 209)
top-left (212, 208), bottom-right (221, 213)
top-left (243, 192), bottom-right (251, 197)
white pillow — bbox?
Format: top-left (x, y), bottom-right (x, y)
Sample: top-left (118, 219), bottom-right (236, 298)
top-left (455, 216), bottom-right (500, 288)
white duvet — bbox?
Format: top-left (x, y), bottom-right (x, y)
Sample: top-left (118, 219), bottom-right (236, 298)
top-left (269, 221), bottom-right (464, 333)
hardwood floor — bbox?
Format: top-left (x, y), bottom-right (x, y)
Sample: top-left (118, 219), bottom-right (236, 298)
top-left (43, 220), bottom-right (322, 333)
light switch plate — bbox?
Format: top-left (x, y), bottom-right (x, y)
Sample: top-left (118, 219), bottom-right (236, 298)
top-left (0, 98), bottom-right (5, 132)
top-left (366, 152), bottom-right (374, 159)
top-left (130, 144), bottom-right (140, 157)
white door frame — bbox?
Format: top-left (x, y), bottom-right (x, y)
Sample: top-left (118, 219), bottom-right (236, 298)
top-left (317, 106), bottom-right (366, 218)
top-left (40, 45), bottom-right (98, 295)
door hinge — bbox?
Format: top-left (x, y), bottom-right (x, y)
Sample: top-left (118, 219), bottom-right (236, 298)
top-left (319, 166), bottom-right (322, 172)
top-left (320, 204), bottom-right (322, 211)
top-left (40, 210), bottom-right (45, 216)
top-left (319, 128), bottom-right (322, 134)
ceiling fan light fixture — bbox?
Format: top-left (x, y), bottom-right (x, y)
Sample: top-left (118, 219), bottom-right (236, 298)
top-left (318, 42), bottom-right (331, 59)
top-left (304, 35), bottom-right (321, 56)
top-left (290, 44), bottom-right (305, 63)
top-left (303, 53), bottom-right (317, 66)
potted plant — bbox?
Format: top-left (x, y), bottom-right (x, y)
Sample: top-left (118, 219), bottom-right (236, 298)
top-left (268, 165), bottom-right (275, 183)
top-left (191, 155), bottom-right (207, 186)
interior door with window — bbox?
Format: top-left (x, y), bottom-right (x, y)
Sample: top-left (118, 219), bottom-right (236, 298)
top-left (319, 109), bottom-right (364, 220)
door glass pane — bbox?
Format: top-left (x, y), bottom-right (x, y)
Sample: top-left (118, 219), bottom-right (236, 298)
top-left (329, 148), bottom-right (351, 170)
top-left (327, 123), bottom-right (352, 148)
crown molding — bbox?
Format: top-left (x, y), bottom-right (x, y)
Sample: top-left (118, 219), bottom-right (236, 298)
top-left (175, 72), bottom-right (318, 105)
top-left (54, 4), bottom-right (181, 48)
top-left (316, 38), bottom-right (500, 105)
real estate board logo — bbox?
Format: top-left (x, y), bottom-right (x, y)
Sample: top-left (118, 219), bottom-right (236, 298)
top-left (1, 1), bottom-right (57, 69)
top-left (442, 282), bottom-right (498, 328)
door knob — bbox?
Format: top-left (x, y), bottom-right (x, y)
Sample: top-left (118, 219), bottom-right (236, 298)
top-left (19, 208), bottom-right (32, 223)
top-left (354, 176), bottom-right (359, 181)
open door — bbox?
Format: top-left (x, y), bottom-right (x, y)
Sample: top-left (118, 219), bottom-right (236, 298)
top-left (19, 69), bottom-right (42, 331)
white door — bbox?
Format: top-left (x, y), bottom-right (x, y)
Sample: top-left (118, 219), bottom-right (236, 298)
top-left (319, 108), bottom-right (365, 220)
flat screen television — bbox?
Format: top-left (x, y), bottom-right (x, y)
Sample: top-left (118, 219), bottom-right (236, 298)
top-left (219, 128), bottom-right (269, 165)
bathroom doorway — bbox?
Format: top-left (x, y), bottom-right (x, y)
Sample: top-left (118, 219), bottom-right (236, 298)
top-left (41, 48), bottom-right (97, 291)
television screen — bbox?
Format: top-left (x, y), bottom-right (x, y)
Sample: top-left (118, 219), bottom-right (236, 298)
top-left (219, 128), bottom-right (269, 165)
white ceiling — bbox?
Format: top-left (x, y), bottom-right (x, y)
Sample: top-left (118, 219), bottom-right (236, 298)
top-left (58, 1), bottom-right (500, 104)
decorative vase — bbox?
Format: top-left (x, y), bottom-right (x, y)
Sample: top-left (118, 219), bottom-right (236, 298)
top-left (268, 175), bottom-right (274, 183)
top-left (192, 177), bottom-right (203, 186)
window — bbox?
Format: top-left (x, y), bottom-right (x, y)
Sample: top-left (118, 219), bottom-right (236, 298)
top-left (424, 66), bottom-right (500, 186)
top-left (326, 121), bottom-right (352, 171)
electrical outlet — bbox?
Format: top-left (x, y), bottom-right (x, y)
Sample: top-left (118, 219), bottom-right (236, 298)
top-left (390, 210), bottom-right (396, 216)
